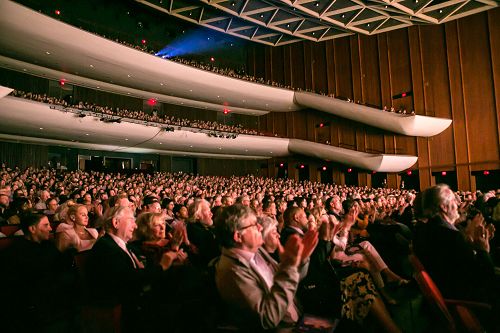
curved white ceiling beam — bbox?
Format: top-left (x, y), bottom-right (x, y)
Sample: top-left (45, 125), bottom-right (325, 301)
top-left (0, 86), bottom-right (13, 99)
top-left (0, 1), bottom-right (451, 137)
top-left (0, 0), bottom-right (298, 113)
top-left (294, 92), bottom-right (452, 137)
top-left (0, 56), bottom-right (269, 116)
top-left (0, 95), bottom-right (417, 172)
top-left (288, 139), bottom-right (417, 172)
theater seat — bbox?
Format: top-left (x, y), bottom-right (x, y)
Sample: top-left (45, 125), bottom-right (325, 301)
top-left (409, 254), bottom-right (491, 333)
top-left (74, 250), bottom-right (122, 333)
top-left (0, 225), bottom-right (20, 237)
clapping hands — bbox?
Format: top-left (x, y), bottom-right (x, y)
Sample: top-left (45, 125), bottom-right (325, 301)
top-left (279, 230), bottom-right (319, 268)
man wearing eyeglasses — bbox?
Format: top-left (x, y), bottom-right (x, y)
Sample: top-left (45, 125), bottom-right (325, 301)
top-left (214, 204), bottom-right (318, 332)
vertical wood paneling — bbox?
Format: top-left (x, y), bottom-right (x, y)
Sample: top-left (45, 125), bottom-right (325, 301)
top-left (378, 34), bottom-right (393, 109)
top-left (325, 40), bottom-right (336, 95)
top-left (271, 46), bottom-right (284, 84)
top-left (459, 13), bottom-right (499, 169)
top-left (312, 42), bottom-right (328, 94)
top-left (350, 35), bottom-right (362, 103)
top-left (359, 34), bottom-right (381, 107)
top-left (291, 43), bottom-right (305, 89)
top-left (283, 46), bottom-right (292, 87)
top-left (418, 25), bottom-right (455, 169)
top-left (334, 38), bottom-right (353, 99)
top-left (387, 30), bottom-right (413, 111)
top-left (303, 41), bottom-right (313, 90)
top-left (446, 21), bottom-right (471, 189)
top-left (488, 9), bottom-right (500, 153)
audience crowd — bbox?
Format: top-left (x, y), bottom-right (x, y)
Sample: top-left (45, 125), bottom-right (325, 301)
top-left (0, 164), bottom-right (499, 332)
top-left (10, 90), bottom-right (259, 136)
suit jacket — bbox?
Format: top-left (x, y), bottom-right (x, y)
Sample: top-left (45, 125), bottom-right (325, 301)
top-left (413, 216), bottom-right (495, 302)
top-left (216, 247), bottom-right (301, 331)
top-left (87, 233), bottom-right (162, 306)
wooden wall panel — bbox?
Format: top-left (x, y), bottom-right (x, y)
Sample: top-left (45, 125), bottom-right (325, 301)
top-left (387, 30), bottom-right (413, 112)
top-left (334, 38), bottom-right (353, 100)
top-left (325, 40), bottom-right (336, 95)
top-left (378, 34), bottom-right (393, 108)
top-left (293, 111), bottom-right (308, 139)
top-left (273, 112), bottom-right (287, 137)
top-left (458, 13), bottom-right (499, 169)
top-left (283, 45), bottom-right (292, 87)
top-left (418, 25), bottom-right (455, 169)
top-left (303, 42), bottom-right (313, 90)
top-left (359, 34), bottom-right (381, 107)
top-left (271, 46), bottom-right (284, 84)
top-left (489, 9), bottom-right (500, 154)
top-left (312, 41), bottom-right (328, 94)
top-left (350, 35), bottom-right (363, 103)
top-left (291, 43), bottom-right (306, 89)
top-left (446, 21), bottom-right (471, 189)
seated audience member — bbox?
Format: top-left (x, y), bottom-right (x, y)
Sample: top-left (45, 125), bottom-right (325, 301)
top-left (331, 200), bottom-right (408, 304)
top-left (413, 184), bottom-right (498, 304)
top-left (43, 197), bottom-right (59, 221)
top-left (6, 197), bottom-right (32, 224)
top-left (141, 195), bottom-right (161, 214)
top-left (87, 206), bottom-right (178, 332)
top-left (214, 204), bottom-right (318, 331)
top-left (0, 187), bottom-right (11, 224)
top-left (34, 190), bottom-right (50, 210)
top-left (186, 198), bottom-right (220, 268)
top-left (55, 204), bottom-right (99, 253)
top-left (282, 207), bottom-right (401, 331)
top-left (161, 197), bottom-right (176, 222)
top-left (0, 213), bottom-right (76, 332)
top-left (130, 212), bottom-right (187, 266)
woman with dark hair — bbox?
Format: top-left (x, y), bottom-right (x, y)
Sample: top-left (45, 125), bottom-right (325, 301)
top-left (161, 198), bottom-right (175, 222)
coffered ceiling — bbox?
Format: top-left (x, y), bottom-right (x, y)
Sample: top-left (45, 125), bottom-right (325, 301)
top-left (136, 0), bottom-right (498, 45)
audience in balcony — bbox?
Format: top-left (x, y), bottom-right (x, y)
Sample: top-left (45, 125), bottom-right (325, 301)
top-left (10, 89), bottom-right (259, 136)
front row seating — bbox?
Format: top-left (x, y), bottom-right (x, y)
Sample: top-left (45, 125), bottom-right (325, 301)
top-left (408, 254), bottom-right (491, 333)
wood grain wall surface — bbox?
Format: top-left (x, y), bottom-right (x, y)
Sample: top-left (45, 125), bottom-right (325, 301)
top-left (250, 8), bottom-right (500, 191)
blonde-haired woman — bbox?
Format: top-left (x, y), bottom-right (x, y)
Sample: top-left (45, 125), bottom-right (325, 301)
top-left (55, 204), bottom-right (98, 252)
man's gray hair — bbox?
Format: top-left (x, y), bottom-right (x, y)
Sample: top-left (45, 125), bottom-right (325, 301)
top-left (214, 204), bottom-right (255, 248)
top-left (103, 206), bottom-right (133, 231)
top-left (419, 184), bottom-right (454, 218)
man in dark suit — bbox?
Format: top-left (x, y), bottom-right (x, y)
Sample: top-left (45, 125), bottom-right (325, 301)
top-left (87, 206), bottom-right (177, 331)
top-left (413, 184), bottom-right (496, 303)
top-left (1, 213), bottom-right (76, 333)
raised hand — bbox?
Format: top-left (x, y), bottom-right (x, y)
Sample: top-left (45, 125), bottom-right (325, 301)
top-left (279, 234), bottom-right (303, 268)
top-left (300, 229), bottom-right (319, 263)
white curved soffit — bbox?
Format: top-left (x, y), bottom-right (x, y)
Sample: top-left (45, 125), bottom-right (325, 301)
top-left (294, 92), bottom-right (452, 137)
top-left (288, 139), bottom-right (418, 172)
top-left (0, 56), bottom-right (269, 116)
top-left (0, 1), bottom-right (452, 135)
top-left (0, 85), bottom-right (13, 99)
top-left (0, 0), bottom-right (298, 113)
top-left (0, 96), bottom-right (286, 159)
top-left (0, 96), bottom-right (418, 172)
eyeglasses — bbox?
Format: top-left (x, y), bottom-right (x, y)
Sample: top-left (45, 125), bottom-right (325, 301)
top-left (238, 222), bottom-right (259, 232)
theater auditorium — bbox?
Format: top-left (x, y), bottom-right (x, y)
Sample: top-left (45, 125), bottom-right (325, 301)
top-left (0, 0), bottom-right (499, 332)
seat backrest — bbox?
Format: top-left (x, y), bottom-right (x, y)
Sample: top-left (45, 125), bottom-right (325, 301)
top-left (414, 269), bottom-right (456, 332)
top-left (0, 237), bottom-right (17, 251)
top-left (0, 225), bottom-right (20, 237)
top-left (408, 254), bottom-right (425, 273)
